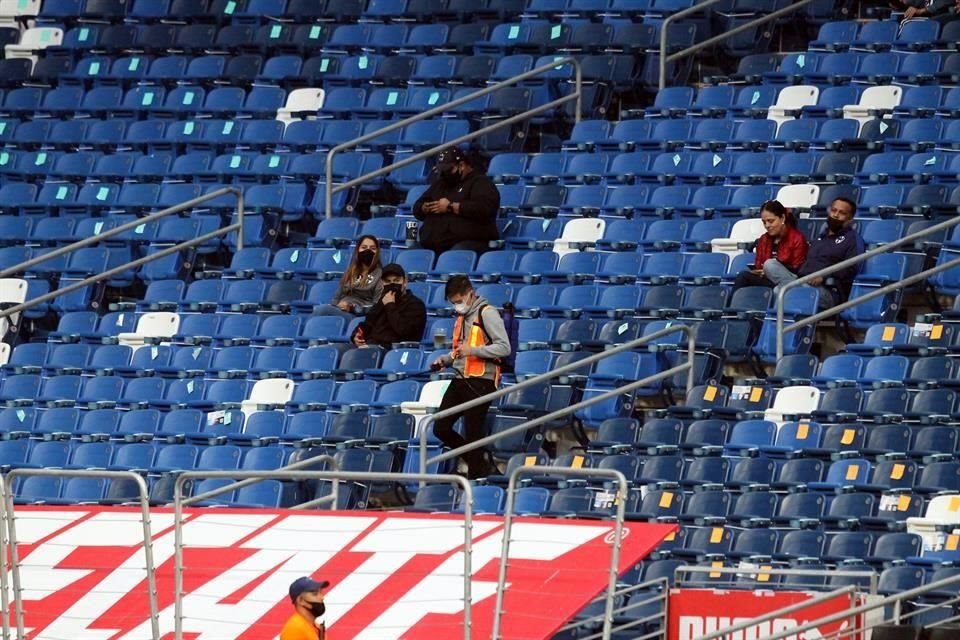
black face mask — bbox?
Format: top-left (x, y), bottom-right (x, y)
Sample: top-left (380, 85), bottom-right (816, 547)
top-left (826, 217), bottom-right (846, 234)
top-left (440, 168), bottom-right (459, 186)
top-left (383, 283), bottom-right (403, 297)
top-left (307, 601), bottom-right (325, 618)
top-left (357, 249), bottom-right (375, 266)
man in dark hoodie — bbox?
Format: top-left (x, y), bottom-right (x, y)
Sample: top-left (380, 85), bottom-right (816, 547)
top-left (430, 276), bottom-right (511, 479)
top-left (352, 263), bottom-right (426, 348)
top-left (413, 147), bottom-right (501, 254)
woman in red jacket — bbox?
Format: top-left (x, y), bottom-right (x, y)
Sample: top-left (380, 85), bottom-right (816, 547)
top-left (733, 200), bottom-right (808, 290)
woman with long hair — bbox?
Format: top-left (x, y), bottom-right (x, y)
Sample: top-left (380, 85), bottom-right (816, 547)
top-left (733, 200), bottom-right (808, 291)
top-left (314, 234), bottom-right (384, 319)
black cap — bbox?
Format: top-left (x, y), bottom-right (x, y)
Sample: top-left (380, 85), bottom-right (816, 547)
top-left (435, 147), bottom-right (467, 172)
top-left (381, 263), bottom-right (406, 280)
top-left (289, 576), bottom-right (330, 603)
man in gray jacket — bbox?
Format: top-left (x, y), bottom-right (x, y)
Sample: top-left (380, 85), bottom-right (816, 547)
top-left (431, 275), bottom-right (512, 479)
top-left (903, 0), bottom-right (960, 21)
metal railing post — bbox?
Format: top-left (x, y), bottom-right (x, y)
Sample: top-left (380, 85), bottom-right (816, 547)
top-left (5, 469), bottom-right (159, 640)
top-left (419, 324), bottom-right (696, 480)
top-left (173, 470), bottom-right (474, 640)
top-left (775, 214), bottom-right (960, 361)
top-left (0, 474), bottom-right (8, 640)
top-left (325, 57), bottom-right (583, 218)
top-left (492, 466), bottom-right (630, 640)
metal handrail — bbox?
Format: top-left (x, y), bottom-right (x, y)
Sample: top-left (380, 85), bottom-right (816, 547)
top-left (734, 572), bottom-right (960, 640)
top-left (172, 470), bottom-right (474, 640)
top-left (559, 577), bottom-right (669, 639)
top-left (492, 465), bottom-right (633, 640)
top-left (658, 0), bottom-right (817, 90)
top-left (4, 469), bottom-right (160, 640)
top-left (0, 187), bottom-right (245, 322)
top-left (676, 565), bottom-right (878, 593)
top-left (324, 56), bottom-right (583, 218)
top-left (182, 453), bottom-right (339, 507)
top-left (693, 584), bottom-right (859, 640)
top-left (775, 213), bottom-right (960, 360)
top-left (419, 323), bottom-right (696, 479)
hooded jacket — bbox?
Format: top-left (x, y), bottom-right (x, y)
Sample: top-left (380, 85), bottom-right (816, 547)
top-left (413, 170), bottom-right (501, 252)
top-left (440, 296), bottom-right (511, 382)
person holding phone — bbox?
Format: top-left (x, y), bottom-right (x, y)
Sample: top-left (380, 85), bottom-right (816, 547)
top-left (430, 276), bottom-right (511, 479)
top-left (413, 147), bottom-right (500, 254)
top-left (733, 200), bottom-right (808, 291)
top-left (314, 235), bottom-right (383, 320)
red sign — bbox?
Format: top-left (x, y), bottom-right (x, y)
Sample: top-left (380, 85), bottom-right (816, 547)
top-left (669, 588), bottom-right (863, 640)
top-left (10, 507), bottom-right (674, 640)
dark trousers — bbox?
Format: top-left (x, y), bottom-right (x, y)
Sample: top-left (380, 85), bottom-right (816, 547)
top-left (432, 377), bottom-right (497, 478)
top-left (423, 239), bottom-right (491, 255)
top-left (732, 269), bottom-right (774, 292)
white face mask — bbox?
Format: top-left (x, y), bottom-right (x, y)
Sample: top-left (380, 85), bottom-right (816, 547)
top-left (453, 302), bottom-right (469, 315)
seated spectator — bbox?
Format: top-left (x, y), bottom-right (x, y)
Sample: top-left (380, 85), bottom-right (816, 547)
top-left (733, 200), bottom-right (808, 291)
top-left (413, 147), bottom-right (501, 254)
top-left (314, 235), bottom-right (383, 320)
top-left (903, 0), bottom-right (960, 22)
top-left (351, 263), bottom-right (427, 347)
top-left (767, 197), bottom-right (865, 309)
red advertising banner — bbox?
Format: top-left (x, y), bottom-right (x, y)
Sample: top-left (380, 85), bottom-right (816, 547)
top-left (669, 588), bottom-right (863, 640)
top-left (9, 506), bottom-right (674, 640)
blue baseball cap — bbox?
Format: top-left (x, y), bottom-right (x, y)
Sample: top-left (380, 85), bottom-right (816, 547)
top-left (289, 576), bottom-right (330, 603)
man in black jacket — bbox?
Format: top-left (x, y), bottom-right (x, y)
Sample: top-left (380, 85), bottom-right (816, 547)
top-left (352, 263), bottom-right (427, 347)
top-left (413, 147), bottom-right (501, 254)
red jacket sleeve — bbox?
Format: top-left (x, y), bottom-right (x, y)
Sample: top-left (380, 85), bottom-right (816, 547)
top-left (753, 234), bottom-right (772, 267)
top-left (777, 227), bottom-right (809, 273)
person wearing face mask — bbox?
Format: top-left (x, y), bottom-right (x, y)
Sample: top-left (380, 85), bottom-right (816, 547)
top-left (430, 276), bottom-right (511, 479)
top-left (281, 576), bottom-right (329, 640)
top-left (351, 263), bottom-right (426, 348)
top-left (764, 197), bottom-right (865, 308)
top-left (413, 147), bottom-right (501, 254)
top-left (733, 200), bottom-right (808, 291)
top-left (314, 235), bottom-right (383, 321)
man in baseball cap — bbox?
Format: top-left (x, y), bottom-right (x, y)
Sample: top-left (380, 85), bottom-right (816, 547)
top-left (280, 576), bottom-right (330, 640)
top-left (413, 146), bottom-right (500, 254)
top-left (351, 263), bottom-right (426, 348)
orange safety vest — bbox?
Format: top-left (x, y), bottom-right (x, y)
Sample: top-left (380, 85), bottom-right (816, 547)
top-left (453, 305), bottom-right (500, 384)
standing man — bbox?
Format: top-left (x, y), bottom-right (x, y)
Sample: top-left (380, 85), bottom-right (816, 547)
top-left (431, 276), bottom-right (511, 479)
top-left (413, 147), bottom-right (501, 254)
top-left (762, 197), bottom-right (865, 308)
top-left (351, 263), bottom-right (427, 347)
top-left (281, 576), bottom-right (329, 640)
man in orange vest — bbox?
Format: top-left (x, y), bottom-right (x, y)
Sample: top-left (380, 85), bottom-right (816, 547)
top-left (431, 275), bottom-right (512, 479)
top-left (280, 576), bottom-right (329, 640)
